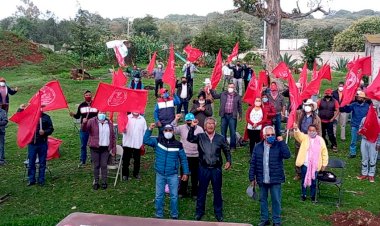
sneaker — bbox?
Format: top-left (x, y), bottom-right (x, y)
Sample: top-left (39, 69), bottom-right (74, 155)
top-left (349, 155), bottom-right (356, 158)
top-left (122, 176), bottom-right (129, 181)
top-left (356, 175), bottom-right (368, 180)
top-left (133, 175), bottom-right (141, 180)
top-left (215, 216), bottom-right (223, 222)
top-left (368, 176), bottom-right (375, 183)
top-left (195, 214), bottom-right (203, 221)
top-left (301, 195), bottom-right (306, 201)
top-left (101, 183), bottom-right (108, 190)
top-left (293, 175), bottom-right (301, 181)
top-left (332, 146), bottom-right (338, 152)
top-left (93, 183), bottom-right (100, 190)
top-left (311, 196), bottom-right (316, 203)
top-left (78, 162), bottom-right (85, 168)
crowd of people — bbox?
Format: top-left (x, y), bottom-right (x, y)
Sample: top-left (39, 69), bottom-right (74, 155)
top-left (1, 60), bottom-right (380, 225)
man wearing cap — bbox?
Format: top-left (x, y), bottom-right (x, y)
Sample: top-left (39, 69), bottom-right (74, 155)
top-left (317, 89), bottom-right (339, 152)
top-left (128, 72), bottom-right (144, 90)
top-left (154, 88), bottom-right (180, 135)
top-left (293, 99), bottom-right (321, 180)
top-left (332, 82), bottom-right (347, 141)
top-left (153, 64), bottom-right (164, 97)
top-left (144, 123), bottom-right (189, 219)
top-left (340, 91), bottom-right (370, 158)
top-left (187, 117), bottom-right (231, 222)
top-left (70, 90), bottom-right (99, 167)
top-left (249, 126), bottom-right (290, 226)
top-left (172, 113), bottom-right (204, 198)
top-left (176, 77), bottom-right (193, 115)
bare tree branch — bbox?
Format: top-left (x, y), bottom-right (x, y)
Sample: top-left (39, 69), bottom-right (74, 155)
top-left (282, 3), bottom-right (329, 19)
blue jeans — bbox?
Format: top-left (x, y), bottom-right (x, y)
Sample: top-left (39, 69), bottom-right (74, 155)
top-left (300, 165), bottom-right (317, 198)
top-left (350, 126), bottom-right (361, 156)
top-left (0, 133), bottom-right (5, 162)
top-left (274, 113), bottom-right (282, 137)
top-left (259, 183), bottom-right (282, 224)
top-left (155, 173), bottom-right (179, 218)
top-left (80, 130), bottom-right (89, 164)
top-left (196, 166), bottom-right (223, 218)
top-left (177, 98), bottom-right (189, 114)
top-left (221, 114), bottom-right (237, 148)
top-left (28, 143), bottom-right (48, 184)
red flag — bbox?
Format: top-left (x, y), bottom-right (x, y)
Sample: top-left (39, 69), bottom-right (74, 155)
top-left (29, 81), bottom-right (68, 112)
top-left (47, 137), bottom-right (62, 160)
top-left (242, 73), bottom-right (259, 104)
top-left (298, 62), bottom-right (308, 92)
top-left (10, 92), bottom-right (42, 148)
top-left (162, 44), bottom-right (176, 95)
top-left (146, 51), bottom-right (157, 74)
top-left (227, 42), bottom-right (239, 63)
top-left (211, 49), bottom-right (223, 89)
top-left (91, 83), bottom-right (148, 114)
top-left (286, 74), bottom-right (302, 129)
top-left (300, 64), bottom-right (331, 100)
top-left (340, 62), bottom-right (362, 107)
top-left (365, 69), bottom-right (380, 101)
top-left (272, 62), bottom-right (291, 79)
top-left (258, 70), bottom-right (268, 88)
top-left (358, 104), bottom-right (380, 143)
top-left (319, 64), bottom-right (332, 81)
top-left (112, 68), bottom-right (127, 87)
top-left (312, 61), bottom-right (318, 80)
top-left (357, 56), bottom-right (371, 75)
top-left (114, 46), bottom-right (126, 67)
top-left (117, 112), bottom-right (128, 134)
top-left (183, 45), bottom-right (203, 63)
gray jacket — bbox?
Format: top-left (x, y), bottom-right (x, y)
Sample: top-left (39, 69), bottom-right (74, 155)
top-left (211, 90), bottom-right (242, 119)
top-left (0, 109), bottom-right (8, 134)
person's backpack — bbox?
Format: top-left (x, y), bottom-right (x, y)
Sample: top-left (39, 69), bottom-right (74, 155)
top-left (317, 171), bottom-right (337, 182)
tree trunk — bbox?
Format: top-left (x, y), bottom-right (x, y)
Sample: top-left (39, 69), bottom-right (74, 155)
top-left (265, 0), bottom-right (282, 73)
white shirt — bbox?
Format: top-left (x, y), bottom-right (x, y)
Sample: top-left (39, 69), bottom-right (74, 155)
top-left (98, 121), bottom-right (110, 146)
top-left (247, 108), bottom-right (263, 130)
top-left (222, 65), bottom-right (232, 76)
top-left (180, 84), bottom-right (188, 99)
top-left (122, 114), bottom-right (147, 149)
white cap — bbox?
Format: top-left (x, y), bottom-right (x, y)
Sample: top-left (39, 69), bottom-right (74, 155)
top-left (203, 78), bottom-right (211, 84)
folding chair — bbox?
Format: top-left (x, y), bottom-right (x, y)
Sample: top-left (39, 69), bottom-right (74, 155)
top-left (107, 145), bottom-right (124, 187)
top-left (23, 157), bottom-right (52, 181)
top-left (316, 158), bottom-right (346, 207)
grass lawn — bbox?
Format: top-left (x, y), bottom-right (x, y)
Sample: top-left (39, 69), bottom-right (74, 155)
top-left (0, 64), bottom-right (379, 226)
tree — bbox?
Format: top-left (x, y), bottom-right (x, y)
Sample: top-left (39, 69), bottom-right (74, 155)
top-left (305, 27), bottom-right (339, 51)
top-left (233, 0), bottom-right (329, 72)
top-left (15, 0), bottom-right (40, 19)
top-left (133, 15), bottom-right (159, 38)
top-left (333, 16), bottom-right (380, 52)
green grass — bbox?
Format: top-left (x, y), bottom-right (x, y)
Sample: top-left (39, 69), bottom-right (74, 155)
top-left (0, 65), bottom-right (379, 226)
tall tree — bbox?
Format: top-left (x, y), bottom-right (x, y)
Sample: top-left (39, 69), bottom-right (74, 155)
top-left (233, 0), bottom-right (329, 72)
top-left (15, 0), bottom-right (40, 19)
top-left (133, 15), bottom-right (159, 38)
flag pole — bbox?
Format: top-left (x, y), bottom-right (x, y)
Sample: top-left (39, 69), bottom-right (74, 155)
top-left (285, 129), bottom-right (289, 144)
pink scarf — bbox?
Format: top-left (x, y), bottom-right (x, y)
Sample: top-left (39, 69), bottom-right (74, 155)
top-left (303, 136), bottom-right (322, 188)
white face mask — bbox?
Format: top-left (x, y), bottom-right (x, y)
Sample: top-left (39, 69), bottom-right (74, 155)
top-left (164, 132), bottom-right (173, 139)
top-left (0, 82), bottom-right (5, 87)
top-left (255, 101), bottom-right (261, 107)
top-left (199, 100), bottom-right (205, 104)
top-left (338, 87), bottom-right (344, 92)
top-left (304, 106), bottom-right (312, 113)
top-left (228, 88), bottom-right (234, 93)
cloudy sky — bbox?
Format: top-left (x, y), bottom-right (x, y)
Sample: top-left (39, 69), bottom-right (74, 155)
top-left (0, 0), bottom-right (379, 20)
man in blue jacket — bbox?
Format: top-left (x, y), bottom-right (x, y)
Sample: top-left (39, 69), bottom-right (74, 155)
top-left (144, 123), bottom-right (189, 219)
top-left (249, 126), bottom-right (291, 226)
top-left (340, 91), bottom-right (370, 158)
top-left (154, 88), bottom-right (180, 135)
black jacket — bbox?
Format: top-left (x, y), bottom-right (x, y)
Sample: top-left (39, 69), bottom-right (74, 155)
top-left (187, 126), bottom-right (231, 168)
top-left (176, 81), bottom-right (193, 101)
top-left (32, 113), bottom-right (54, 144)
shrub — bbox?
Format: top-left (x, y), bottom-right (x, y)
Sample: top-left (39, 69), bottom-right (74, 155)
top-left (333, 57), bottom-right (349, 72)
top-left (279, 52), bottom-right (298, 69)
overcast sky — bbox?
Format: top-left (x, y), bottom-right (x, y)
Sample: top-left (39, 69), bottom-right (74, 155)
top-left (0, 0), bottom-right (379, 20)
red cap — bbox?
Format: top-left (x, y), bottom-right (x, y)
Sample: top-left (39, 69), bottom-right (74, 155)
top-left (324, 89), bottom-right (333, 95)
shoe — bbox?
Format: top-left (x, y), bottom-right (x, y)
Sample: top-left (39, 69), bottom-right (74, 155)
top-left (293, 175), bottom-right (301, 181)
top-left (258, 220), bottom-right (270, 226)
top-left (38, 182), bottom-right (45, 187)
top-left (301, 195), bottom-right (306, 201)
top-left (332, 146), bottom-right (338, 152)
top-left (134, 175), bottom-right (141, 180)
top-left (78, 162), bottom-right (85, 168)
top-left (93, 183), bottom-right (100, 190)
top-left (0, 161), bottom-right (5, 166)
top-left (101, 183), bottom-right (108, 190)
top-left (216, 216), bottom-right (223, 222)
top-left (171, 216), bottom-right (178, 220)
top-left (349, 155), bottom-right (356, 158)
top-left (122, 176), bottom-right (129, 181)
top-left (231, 148), bottom-right (236, 152)
top-left (195, 214), bottom-right (203, 221)
top-left (273, 223), bottom-right (281, 226)
top-left (311, 196), bottom-right (316, 202)
top-left (27, 182), bottom-right (36, 186)
top-left (368, 176), bottom-right (375, 183)
top-left (357, 175), bottom-right (368, 180)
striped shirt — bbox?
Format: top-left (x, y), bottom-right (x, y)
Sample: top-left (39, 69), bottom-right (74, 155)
top-left (224, 93), bottom-right (234, 114)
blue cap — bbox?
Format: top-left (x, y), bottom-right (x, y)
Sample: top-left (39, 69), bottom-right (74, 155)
top-left (185, 113), bottom-right (195, 121)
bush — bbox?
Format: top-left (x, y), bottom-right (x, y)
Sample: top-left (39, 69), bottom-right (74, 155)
top-left (333, 57), bottom-right (349, 72)
top-left (279, 53), bottom-right (298, 69)
top-left (301, 44), bottom-right (324, 70)
top-left (243, 52), bottom-right (263, 66)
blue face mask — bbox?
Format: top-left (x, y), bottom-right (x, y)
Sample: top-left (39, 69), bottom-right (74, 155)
top-left (163, 93), bottom-right (169, 99)
top-left (266, 136), bottom-right (276, 144)
top-left (97, 113), bottom-right (106, 121)
top-left (262, 97), bottom-right (268, 103)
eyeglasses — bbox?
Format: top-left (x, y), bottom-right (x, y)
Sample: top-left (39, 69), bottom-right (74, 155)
top-left (266, 134), bottom-right (275, 137)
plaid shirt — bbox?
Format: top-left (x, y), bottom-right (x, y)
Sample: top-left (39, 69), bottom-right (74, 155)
top-left (224, 93), bottom-right (234, 113)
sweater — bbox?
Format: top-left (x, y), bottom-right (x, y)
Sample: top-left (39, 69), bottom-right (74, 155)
top-left (81, 117), bottom-right (116, 154)
top-left (143, 129), bottom-right (189, 176)
top-left (171, 121), bottom-right (204, 157)
top-left (294, 130), bottom-right (329, 171)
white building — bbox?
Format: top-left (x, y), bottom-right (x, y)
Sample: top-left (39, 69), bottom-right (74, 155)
top-left (280, 39), bottom-right (308, 51)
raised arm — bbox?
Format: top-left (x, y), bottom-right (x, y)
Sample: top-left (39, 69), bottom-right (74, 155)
top-left (143, 124), bottom-right (158, 147)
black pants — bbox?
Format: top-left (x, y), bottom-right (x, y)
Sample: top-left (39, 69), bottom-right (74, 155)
top-left (179, 156), bottom-right (199, 197)
top-left (248, 129), bottom-right (261, 155)
top-left (91, 146), bottom-right (110, 184)
top-left (177, 98), bottom-right (189, 114)
top-left (244, 79), bottom-right (249, 91)
top-left (196, 166), bottom-right (223, 218)
top-left (321, 122), bottom-right (337, 147)
top-left (154, 79), bottom-right (163, 97)
top-left (122, 146), bottom-right (141, 178)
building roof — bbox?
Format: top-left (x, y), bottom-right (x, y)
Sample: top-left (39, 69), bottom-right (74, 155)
top-left (365, 34), bottom-right (380, 44)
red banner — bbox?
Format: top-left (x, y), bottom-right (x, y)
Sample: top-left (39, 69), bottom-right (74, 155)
top-left (365, 69), bottom-right (380, 101)
top-left (47, 137), bottom-right (62, 160)
top-left (112, 68), bottom-right (127, 87)
top-left (272, 62), bottom-right (291, 79)
top-left (340, 63), bottom-right (362, 107)
top-left (29, 80), bottom-right (68, 112)
top-left (298, 62), bottom-right (308, 92)
top-left (358, 104), bottom-right (380, 143)
top-left (242, 73), bottom-right (259, 105)
top-left (211, 49), bottom-right (223, 89)
top-left (91, 83), bottom-right (148, 114)
top-left (162, 44), bottom-right (176, 95)
top-left (114, 46), bottom-right (126, 67)
top-left (146, 51), bottom-right (157, 74)
top-left (300, 64), bottom-right (331, 101)
top-left (227, 42), bottom-right (239, 63)
top-left (183, 45), bottom-right (203, 63)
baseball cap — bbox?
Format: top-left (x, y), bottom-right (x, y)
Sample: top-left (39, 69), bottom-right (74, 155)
top-left (185, 113), bottom-right (195, 121)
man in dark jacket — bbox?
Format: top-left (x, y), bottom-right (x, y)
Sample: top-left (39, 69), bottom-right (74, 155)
top-left (144, 124), bottom-right (189, 219)
top-left (128, 72), bottom-right (144, 90)
top-left (211, 83), bottom-right (242, 151)
top-left (0, 77), bottom-right (18, 112)
top-left (249, 126), bottom-right (291, 226)
top-left (69, 90), bottom-right (98, 167)
top-left (154, 88), bottom-right (180, 135)
top-left (20, 104), bottom-right (54, 186)
top-left (187, 117), bottom-right (231, 222)
top-left (176, 77), bottom-right (193, 114)
top-left (229, 62), bottom-right (244, 96)
top-left (242, 63), bottom-right (254, 91)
